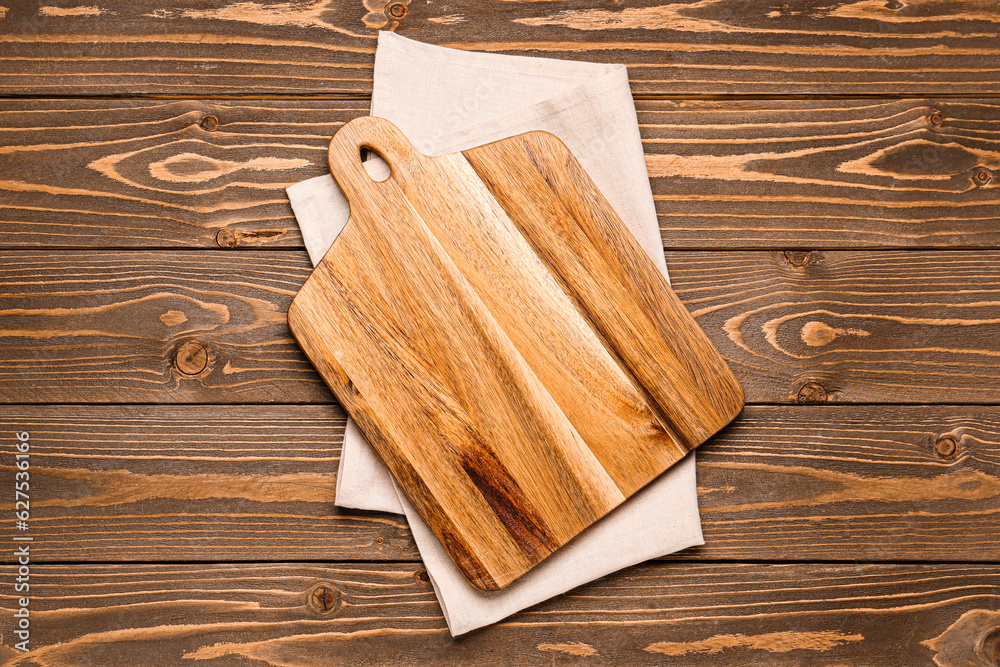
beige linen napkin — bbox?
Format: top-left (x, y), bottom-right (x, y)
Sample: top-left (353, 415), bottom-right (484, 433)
top-left (286, 32), bottom-right (703, 636)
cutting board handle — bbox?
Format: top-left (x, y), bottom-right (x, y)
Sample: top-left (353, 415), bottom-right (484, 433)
top-left (327, 116), bottom-right (414, 203)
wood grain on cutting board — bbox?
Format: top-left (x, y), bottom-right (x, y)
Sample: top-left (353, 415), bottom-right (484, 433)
top-left (288, 116), bottom-right (743, 590)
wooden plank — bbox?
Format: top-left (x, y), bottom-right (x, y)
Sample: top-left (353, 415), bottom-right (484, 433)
top-left (4, 1), bottom-right (1000, 96)
top-left (2, 250), bottom-right (1000, 404)
top-left (0, 561), bottom-right (997, 665)
top-left (0, 250), bottom-right (329, 404)
top-left (1, 405), bottom-right (997, 563)
top-left (3, 99), bottom-right (1000, 250)
top-left (0, 100), bottom-right (366, 249)
top-left (687, 405), bottom-right (1000, 561)
top-left (0, 406), bottom-right (417, 562)
top-left (667, 249), bottom-right (1000, 404)
top-left (642, 98), bottom-right (1000, 248)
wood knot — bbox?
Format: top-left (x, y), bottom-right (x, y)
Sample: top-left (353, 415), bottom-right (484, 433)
top-left (307, 582), bottom-right (341, 615)
top-left (801, 321), bottom-right (869, 347)
top-left (174, 341), bottom-right (209, 376)
top-left (363, 0), bottom-right (409, 28)
top-left (414, 569), bottom-right (430, 584)
top-left (796, 381), bottom-right (828, 404)
top-left (215, 228), bottom-right (287, 248)
top-left (923, 609), bottom-right (1000, 667)
top-left (978, 626), bottom-right (1000, 666)
top-left (935, 435), bottom-right (959, 459)
top-left (215, 228), bottom-right (237, 248)
top-left (160, 310), bottom-right (188, 327)
top-left (199, 115), bottom-right (219, 131)
top-left (974, 169), bottom-right (992, 185)
top-left (783, 250), bottom-right (817, 267)
top-left (885, 0), bottom-right (903, 8)
top-left (928, 110), bottom-right (944, 127)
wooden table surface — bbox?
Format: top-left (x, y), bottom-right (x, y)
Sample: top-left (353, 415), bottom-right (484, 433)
top-left (2, 2), bottom-right (999, 665)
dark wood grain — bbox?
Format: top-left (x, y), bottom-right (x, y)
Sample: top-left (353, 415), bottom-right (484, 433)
top-left (2, 405), bottom-right (997, 563)
top-left (689, 405), bottom-right (1000, 561)
top-left (0, 250), bottom-right (330, 404)
top-left (667, 249), bottom-right (1000, 404)
top-left (4, 0), bottom-right (1000, 97)
top-left (641, 98), bottom-right (1000, 248)
top-left (3, 250), bottom-right (1000, 404)
top-left (0, 561), bottom-right (997, 665)
top-left (2, 99), bottom-right (999, 250)
top-left (0, 406), bottom-right (417, 563)
top-left (0, 100), bottom-right (367, 249)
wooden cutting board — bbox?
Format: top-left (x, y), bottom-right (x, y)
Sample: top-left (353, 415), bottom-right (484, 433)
top-left (288, 116), bottom-right (744, 590)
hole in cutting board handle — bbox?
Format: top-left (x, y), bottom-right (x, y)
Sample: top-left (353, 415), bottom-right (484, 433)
top-left (360, 146), bottom-right (391, 182)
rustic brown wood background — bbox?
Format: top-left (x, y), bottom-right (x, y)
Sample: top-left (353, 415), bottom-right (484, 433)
top-left (1, 1), bottom-right (999, 665)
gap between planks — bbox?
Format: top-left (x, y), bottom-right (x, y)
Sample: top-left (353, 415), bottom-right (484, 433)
top-left (17, 558), bottom-right (1000, 567)
top-left (5, 93), bottom-right (1000, 102)
top-left (11, 401), bottom-right (1000, 407)
top-left (0, 245), bottom-right (996, 253)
